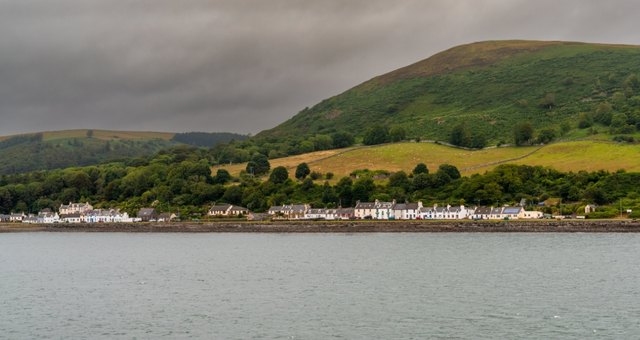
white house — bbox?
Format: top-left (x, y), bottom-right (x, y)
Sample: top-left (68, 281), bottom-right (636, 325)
top-left (305, 208), bottom-right (327, 219)
top-left (419, 205), bottom-right (474, 220)
top-left (354, 200), bottom-right (395, 220)
top-left (392, 202), bottom-right (423, 220)
top-left (335, 208), bottom-right (355, 220)
top-left (470, 206), bottom-right (543, 220)
top-left (9, 213), bottom-right (25, 222)
top-left (354, 201), bottom-right (377, 219)
top-left (84, 209), bottom-right (130, 223)
top-left (61, 213), bottom-right (83, 223)
top-left (37, 210), bottom-right (60, 223)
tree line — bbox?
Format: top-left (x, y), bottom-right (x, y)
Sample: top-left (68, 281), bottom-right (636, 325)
top-left (1, 146), bottom-right (639, 219)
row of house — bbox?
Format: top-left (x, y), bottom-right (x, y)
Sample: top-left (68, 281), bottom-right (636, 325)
top-left (266, 200), bottom-right (544, 220)
top-left (3, 202), bottom-right (181, 224)
top-left (18, 208), bottom-right (140, 224)
top-left (1, 199), bottom-right (554, 224)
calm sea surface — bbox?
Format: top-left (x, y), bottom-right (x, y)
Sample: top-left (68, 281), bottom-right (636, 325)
top-left (1, 232), bottom-right (640, 339)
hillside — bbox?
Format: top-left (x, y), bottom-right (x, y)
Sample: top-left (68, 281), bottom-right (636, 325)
top-left (0, 129), bottom-right (247, 174)
top-left (256, 40), bottom-right (640, 146)
top-left (212, 139), bottom-right (640, 179)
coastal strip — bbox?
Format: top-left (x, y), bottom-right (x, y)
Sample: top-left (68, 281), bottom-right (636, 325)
top-left (2, 220), bottom-right (640, 233)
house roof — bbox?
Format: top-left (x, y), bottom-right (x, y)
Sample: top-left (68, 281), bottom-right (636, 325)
top-left (490, 207), bottom-right (503, 214)
top-left (289, 204), bottom-right (308, 212)
top-left (393, 203), bottom-right (407, 210)
top-left (209, 204), bottom-right (232, 212)
top-left (474, 207), bottom-right (492, 215)
top-left (355, 202), bottom-right (376, 209)
top-left (503, 207), bottom-right (523, 215)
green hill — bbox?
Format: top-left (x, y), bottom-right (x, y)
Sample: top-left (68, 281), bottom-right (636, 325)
top-left (0, 129), bottom-right (247, 174)
top-left (256, 40), bottom-right (640, 146)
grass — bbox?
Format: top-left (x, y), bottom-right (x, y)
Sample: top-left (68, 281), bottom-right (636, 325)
top-left (510, 140), bottom-right (640, 172)
top-left (41, 129), bottom-right (175, 142)
top-left (213, 141), bottom-right (640, 180)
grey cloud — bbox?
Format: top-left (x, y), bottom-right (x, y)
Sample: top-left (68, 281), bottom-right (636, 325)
top-left (1, 0), bottom-right (639, 136)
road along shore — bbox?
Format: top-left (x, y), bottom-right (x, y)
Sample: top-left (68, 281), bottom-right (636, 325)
top-left (2, 219), bottom-right (640, 233)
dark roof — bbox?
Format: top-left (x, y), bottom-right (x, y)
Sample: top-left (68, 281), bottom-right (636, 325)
top-left (61, 213), bottom-right (82, 218)
top-left (209, 204), bottom-right (232, 212)
top-left (474, 207), bottom-right (492, 215)
top-left (393, 203), bottom-right (407, 210)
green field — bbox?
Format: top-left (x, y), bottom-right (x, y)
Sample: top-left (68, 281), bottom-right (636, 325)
top-left (213, 140), bottom-right (640, 179)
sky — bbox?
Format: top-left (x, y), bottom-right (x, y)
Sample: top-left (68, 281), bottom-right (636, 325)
top-left (1, 0), bottom-right (639, 136)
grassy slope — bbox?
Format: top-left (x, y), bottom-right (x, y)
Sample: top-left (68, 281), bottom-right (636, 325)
top-left (213, 140), bottom-right (640, 179)
top-left (257, 40), bottom-right (640, 143)
top-left (41, 129), bottom-right (175, 141)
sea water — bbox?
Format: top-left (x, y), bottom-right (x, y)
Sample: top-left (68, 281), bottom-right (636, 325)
top-left (1, 232), bottom-right (640, 339)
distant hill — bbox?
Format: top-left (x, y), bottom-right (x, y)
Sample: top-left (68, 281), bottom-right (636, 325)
top-left (0, 129), bottom-right (247, 174)
top-left (256, 40), bottom-right (640, 145)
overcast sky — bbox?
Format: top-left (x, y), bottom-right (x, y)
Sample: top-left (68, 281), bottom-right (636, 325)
top-left (1, 0), bottom-right (639, 136)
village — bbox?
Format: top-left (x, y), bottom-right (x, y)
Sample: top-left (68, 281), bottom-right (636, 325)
top-left (0, 199), bottom-right (584, 224)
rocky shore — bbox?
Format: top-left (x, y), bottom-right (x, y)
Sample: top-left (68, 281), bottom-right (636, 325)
top-left (2, 219), bottom-right (640, 233)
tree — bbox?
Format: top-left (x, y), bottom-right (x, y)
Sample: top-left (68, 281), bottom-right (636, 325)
top-left (594, 102), bottom-right (613, 125)
top-left (470, 134), bottom-right (487, 149)
top-left (438, 164), bottom-right (461, 180)
top-left (269, 166), bottom-right (289, 184)
top-left (335, 177), bottom-right (353, 207)
top-left (413, 163), bottom-right (429, 175)
top-left (331, 132), bottom-right (355, 148)
top-left (412, 173), bottom-right (431, 190)
top-left (450, 123), bottom-right (471, 147)
top-left (213, 169), bottom-right (232, 184)
top-left (388, 171), bottom-right (410, 192)
top-left (578, 112), bottom-right (593, 129)
top-left (321, 182), bottom-right (338, 206)
top-left (539, 92), bottom-right (556, 109)
top-left (536, 128), bottom-right (556, 144)
top-left (514, 122), bottom-right (534, 146)
top-left (310, 134), bottom-right (333, 151)
top-left (389, 126), bottom-right (406, 142)
top-left (222, 186), bottom-right (243, 205)
top-left (246, 153), bottom-right (270, 176)
top-left (362, 126), bottom-right (389, 145)
top-left (295, 163), bottom-right (311, 180)
top-left (352, 177), bottom-right (375, 202)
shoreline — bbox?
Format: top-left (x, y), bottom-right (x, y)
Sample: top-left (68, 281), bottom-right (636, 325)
top-left (2, 219), bottom-right (640, 233)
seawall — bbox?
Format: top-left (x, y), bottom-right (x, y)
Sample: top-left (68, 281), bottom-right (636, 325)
top-left (2, 220), bottom-right (640, 233)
